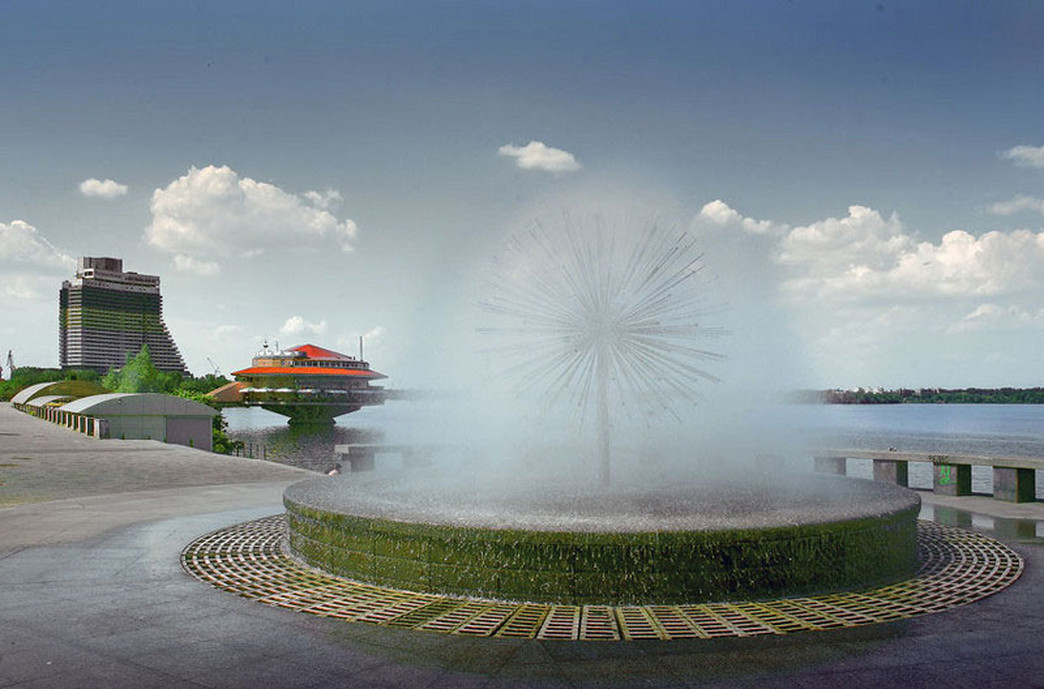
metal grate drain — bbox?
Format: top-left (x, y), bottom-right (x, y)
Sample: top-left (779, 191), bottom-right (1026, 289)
top-left (181, 517), bottom-right (1023, 642)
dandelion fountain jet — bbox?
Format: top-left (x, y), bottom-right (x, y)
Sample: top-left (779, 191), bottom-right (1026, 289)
top-left (283, 215), bottom-right (922, 605)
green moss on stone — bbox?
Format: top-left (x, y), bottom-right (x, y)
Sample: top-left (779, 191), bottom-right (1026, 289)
top-left (284, 495), bottom-right (920, 605)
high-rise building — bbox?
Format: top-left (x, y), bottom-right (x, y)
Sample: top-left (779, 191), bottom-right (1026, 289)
top-left (59, 257), bottom-right (188, 374)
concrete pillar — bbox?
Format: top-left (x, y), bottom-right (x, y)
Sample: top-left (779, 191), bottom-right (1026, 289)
top-left (814, 456), bottom-right (847, 475)
top-left (993, 467), bottom-right (1035, 503)
top-left (873, 458), bottom-right (909, 487)
top-left (934, 462), bottom-right (972, 496)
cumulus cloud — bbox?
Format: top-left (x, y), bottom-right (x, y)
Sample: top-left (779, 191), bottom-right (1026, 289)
top-left (0, 220), bottom-right (74, 305)
top-left (279, 315), bottom-right (328, 338)
top-left (694, 201), bottom-right (1044, 305)
top-left (987, 194), bottom-right (1044, 216)
top-left (696, 199), bottom-right (787, 235)
top-left (0, 220), bottom-right (74, 269)
top-left (692, 199), bottom-right (1044, 384)
top-left (78, 178), bottom-right (128, 199)
top-left (498, 141), bottom-right (581, 173)
top-left (1001, 145), bottom-right (1044, 168)
top-left (303, 189), bottom-right (343, 209)
top-left (145, 165), bottom-right (358, 275)
top-left (172, 254), bottom-right (219, 276)
top-left (778, 205), bottom-right (911, 273)
top-left (782, 222), bottom-right (1044, 301)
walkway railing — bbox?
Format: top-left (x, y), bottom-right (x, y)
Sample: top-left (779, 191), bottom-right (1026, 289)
top-left (812, 449), bottom-right (1041, 503)
top-left (232, 442), bottom-right (268, 460)
top-left (12, 402), bottom-right (105, 438)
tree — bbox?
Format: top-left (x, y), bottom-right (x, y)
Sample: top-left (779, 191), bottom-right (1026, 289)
top-left (102, 345), bottom-right (181, 393)
top-left (0, 367), bottom-right (102, 401)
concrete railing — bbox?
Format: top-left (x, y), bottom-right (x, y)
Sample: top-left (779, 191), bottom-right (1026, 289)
top-left (12, 403), bottom-right (106, 438)
top-left (813, 449), bottom-right (1041, 504)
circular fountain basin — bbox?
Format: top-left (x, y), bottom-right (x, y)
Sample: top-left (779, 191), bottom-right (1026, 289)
top-left (284, 471), bottom-right (920, 605)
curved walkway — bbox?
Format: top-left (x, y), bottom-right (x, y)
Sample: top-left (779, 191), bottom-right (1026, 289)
top-left (1, 403), bottom-right (1043, 688)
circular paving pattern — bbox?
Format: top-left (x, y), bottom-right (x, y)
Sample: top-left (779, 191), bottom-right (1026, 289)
top-left (181, 516), bottom-right (1023, 641)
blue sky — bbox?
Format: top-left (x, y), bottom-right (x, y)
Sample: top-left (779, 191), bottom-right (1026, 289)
top-left (3, 1), bottom-right (1044, 389)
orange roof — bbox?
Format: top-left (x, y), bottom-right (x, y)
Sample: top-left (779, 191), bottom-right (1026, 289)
top-left (289, 343), bottom-right (355, 361)
top-left (232, 366), bottom-right (386, 379)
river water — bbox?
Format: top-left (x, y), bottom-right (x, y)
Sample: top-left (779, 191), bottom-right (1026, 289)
top-left (225, 403), bottom-right (1044, 488)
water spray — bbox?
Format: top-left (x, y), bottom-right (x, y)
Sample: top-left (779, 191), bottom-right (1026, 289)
top-left (479, 214), bottom-right (725, 486)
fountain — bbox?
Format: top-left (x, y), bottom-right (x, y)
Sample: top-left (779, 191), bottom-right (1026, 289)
top-left (283, 215), bottom-right (921, 605)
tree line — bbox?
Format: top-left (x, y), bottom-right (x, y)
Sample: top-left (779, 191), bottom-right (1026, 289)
top-left (811, 387), bottom-right (1044, 404)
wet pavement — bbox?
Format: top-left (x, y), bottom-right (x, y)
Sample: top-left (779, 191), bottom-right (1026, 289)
top-left (2, 403), bottom-right (1043, 688)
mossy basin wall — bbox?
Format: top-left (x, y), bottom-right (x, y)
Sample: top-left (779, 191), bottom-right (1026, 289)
top-left (284, 474), bottom-right (920, 605)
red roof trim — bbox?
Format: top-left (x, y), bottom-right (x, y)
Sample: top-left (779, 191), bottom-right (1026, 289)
top-left (289, 343), bottom-right (355, 361)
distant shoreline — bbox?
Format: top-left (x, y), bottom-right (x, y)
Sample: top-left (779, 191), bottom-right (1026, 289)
top-left (799, 387), bottom-right (1044, 405)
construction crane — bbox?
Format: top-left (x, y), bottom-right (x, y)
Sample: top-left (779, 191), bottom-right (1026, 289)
top-left (206, 357), bottom-right (222, 377)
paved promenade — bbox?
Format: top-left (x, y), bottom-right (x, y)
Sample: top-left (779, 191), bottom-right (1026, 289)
top-left (1, 402), bottom-right (1043, 688)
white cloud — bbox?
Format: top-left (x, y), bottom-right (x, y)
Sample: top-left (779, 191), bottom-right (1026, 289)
top-left (172, 254), bottom-right (220, 276)
top-left (778, 205), bottom-right (910, 273)
top-left (698, 202), bottom-right (1044, 302)
top-left (145, 165), bottom-right (358, 274)
top-left (78, 178), bottom-right (128, 199)
top-left (1001, 145), bottom-right (1044, 169)
top-left (951, 303), bottom-right (1044, 333)
top-left (498, 141), bottom-right (581, 173)
top-left (696, 199), bottom-right (787, 235)
top-left (781, 220), bottom-right (1044, 301)
top-left (279, 315), bottom-right (328, 338)
top-left (987, 194), bottom-right (1044, 216)
top-left (0, 219), bottom-right (74, 269)
top-left (303, 189), bottom-right (343, 209)
top-left (0, 220), bottom-right (74, 315)
top-left (691, 200), bottom-right (1044, 381)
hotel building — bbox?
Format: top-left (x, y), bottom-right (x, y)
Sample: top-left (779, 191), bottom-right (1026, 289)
top-left (59, 257), bottom-right (188, 374)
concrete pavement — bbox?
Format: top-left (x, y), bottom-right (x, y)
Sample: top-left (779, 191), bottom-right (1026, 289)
top-left (2, 402), bottom-right (1043, 688)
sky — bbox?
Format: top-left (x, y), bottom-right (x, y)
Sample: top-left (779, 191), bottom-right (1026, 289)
top-left (3, 1), bottom-right (1044, 390)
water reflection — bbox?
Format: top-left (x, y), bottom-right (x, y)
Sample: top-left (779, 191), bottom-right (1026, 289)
top-left (921, 503), bottom-right (1044, 541)
top-left (224, 407), bottom-right (383, 473)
